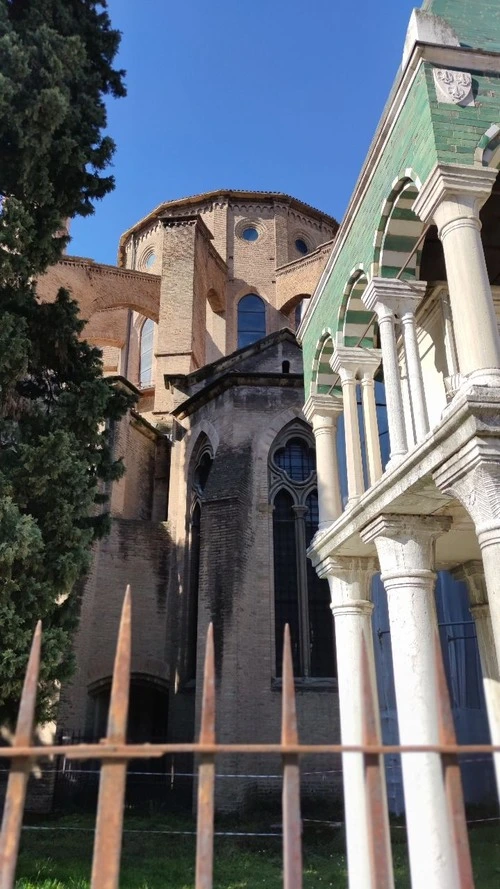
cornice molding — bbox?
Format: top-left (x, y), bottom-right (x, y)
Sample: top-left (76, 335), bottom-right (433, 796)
top-left (298, 40), bottom-right (500, 344)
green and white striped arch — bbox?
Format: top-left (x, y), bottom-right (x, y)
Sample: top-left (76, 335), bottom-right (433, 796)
top-left (475, 124), bottom-right (500, 169)
top-left (311, 332), bottom-right (337, 395)
top-left (374, 175), bottom-right (424, 280)
top-left (337, 271), bottom-right (375, 348)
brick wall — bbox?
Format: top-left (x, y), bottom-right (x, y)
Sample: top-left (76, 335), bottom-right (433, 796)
top-left (162, 362), bottom-right (340, 811)
top-left (111, 413), bottom-right (157, 520)
top-left (58, 520), bottom-right (172, 735)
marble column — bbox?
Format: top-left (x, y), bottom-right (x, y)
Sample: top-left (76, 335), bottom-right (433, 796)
top-left (414, 164), bottom-right (500, 387)
top-left (358, 352), bottom-right (384, 486)
top-left (303, 394), bottom-right (343, 528)
top-left (319, 557), bottom-right (394, 889)
top-left (400, 307), bottom-right (429, 441)
top-left (363, 278), bottom-right (429, 455)
top-left (361, 514), bottom-right (459, 889)
top-left (330, 349), bottom-right (365, 506)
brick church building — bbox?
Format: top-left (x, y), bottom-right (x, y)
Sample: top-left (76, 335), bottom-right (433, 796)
top-left (38, 191), bottom-right (342, 808)
top-left (34, 0), bottom-right (500, 838)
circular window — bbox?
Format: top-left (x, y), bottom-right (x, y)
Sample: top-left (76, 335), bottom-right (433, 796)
top-left (242, 227), bottom-right (259, 242)
top-left (140, 246), bottom-right (157, 271)
top-left (295, 238), bottom-right (309, 255)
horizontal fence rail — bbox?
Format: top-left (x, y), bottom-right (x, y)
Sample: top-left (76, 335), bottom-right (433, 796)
top-left (1, 586), bottom-right (499, 889)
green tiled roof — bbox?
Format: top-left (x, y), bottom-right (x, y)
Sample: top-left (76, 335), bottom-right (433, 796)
top-left (423, 0), bottom-right (500, 53)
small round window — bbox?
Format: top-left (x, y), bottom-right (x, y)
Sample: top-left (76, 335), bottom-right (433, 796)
top-left (295, 238), bottom-right (309, 255)
top-left (145, 253), bottom-right (156, 268)
top-left (242, 227), bottom-right (259, 242)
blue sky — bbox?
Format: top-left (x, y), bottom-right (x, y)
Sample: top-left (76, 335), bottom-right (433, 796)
top-left (71, 0), bottom-right (418, 264)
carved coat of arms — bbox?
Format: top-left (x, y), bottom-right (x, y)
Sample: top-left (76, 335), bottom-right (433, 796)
top-left (433, 68), bottom-right (474, 106)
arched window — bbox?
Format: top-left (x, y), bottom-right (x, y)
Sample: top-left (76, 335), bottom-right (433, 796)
top-left (237, 294), bottom-right (266, 349)
top-left (187, 501), bottom-right (201, 681)
top-left (270, 428), bottom-right (336, 678)
top-left (187, 441), bottom-right (213, 680)
top-left (140, 317), bottom-right (155, 387)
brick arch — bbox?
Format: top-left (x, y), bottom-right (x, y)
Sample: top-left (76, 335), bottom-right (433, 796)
top-left (84, 311), bottom-right (127, 348)
top-left (90, 290), bottom-right (159, 322)
top-left (475, 124), bottom-right (500, 169)
top-left (337, 269), bottom-right (375, 348)
top-left (374, 172), bottom-right (424, 280)
top-left (280, 292), bottom-right (311, 318)
top-left (207, 287), bottom-right (224, 313)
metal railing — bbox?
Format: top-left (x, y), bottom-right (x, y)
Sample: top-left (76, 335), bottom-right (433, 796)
top-left (1, 585), bottom-right (499, 889)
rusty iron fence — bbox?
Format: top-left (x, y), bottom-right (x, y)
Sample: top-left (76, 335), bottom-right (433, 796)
top-left (1, 585), bottom-right (499, 889)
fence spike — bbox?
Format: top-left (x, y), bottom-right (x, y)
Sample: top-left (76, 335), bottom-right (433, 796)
top-left (281, 624), bottom-right (302, 889)
top-left (360, 632), bottom-right (394, 889)
top-left (90, 586), bottom-right (131, 889)
top-left (434, 628), bottom-right (474, 888)
top-left (0, 621), bottom-right (42, 889)
top-left (196, 623), bottom-right (216, 889)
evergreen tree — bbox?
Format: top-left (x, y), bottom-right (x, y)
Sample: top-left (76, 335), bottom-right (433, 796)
top-left (0, 0), bottom-right (133, 725)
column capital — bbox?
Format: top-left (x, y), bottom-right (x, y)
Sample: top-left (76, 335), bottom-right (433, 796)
top-left (358, 349), bottom-right (383, 381)
top-left (362, 277), bottom-right (427, 318)
top-left (361, 514), bottom-right (451, 579)
top-left (451, 561), bottom-right (487, 607)
top-left (330, 345), bottom-right (382, 381)
top-left (361, 513), bottom-right (451, 545)
top-left (413, 163), bottom-right (497, 227)
top-left (317, 555), bottom-right (379, 582)
top-left (317, 556), bottom-right (378, 613)
top-left (433, 437), bottom-right (500, 539)
top-left (303, 393), bottom-right (343, 426)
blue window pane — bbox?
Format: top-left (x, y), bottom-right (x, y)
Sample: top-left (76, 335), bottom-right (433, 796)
top-left (295, 239), bottom-right (308, 255)
top-left (273, 490), bottom-right (300, 675)
top-left (240, 294), bottom-right (264, 312)
top-left (238, 313), bottom-right (262, 332)
top-left (237, 294), bottom-right (266, 348)
top-left (274, 437), bottom-right (315, 482)
top-left (242, 227), bottom-right (259, 241)
top-left (140, 318), bottom-right (155, 386)
top-left (238, 331), bottom-right (262, 348)
top-left (305, 490), bottom-right (335, 677)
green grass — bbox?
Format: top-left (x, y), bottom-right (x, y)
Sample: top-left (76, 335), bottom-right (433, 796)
top-left (12, 814), bottom-right (500, 889)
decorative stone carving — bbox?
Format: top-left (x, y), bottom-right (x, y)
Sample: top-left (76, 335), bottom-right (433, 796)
top-left (433, 438), bottom-right (500, 532)
top-left (433, 68), bottom-right (474, 107)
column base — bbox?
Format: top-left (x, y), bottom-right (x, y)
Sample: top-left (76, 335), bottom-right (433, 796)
top-left (385, 453), bottom-right (406, 473)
